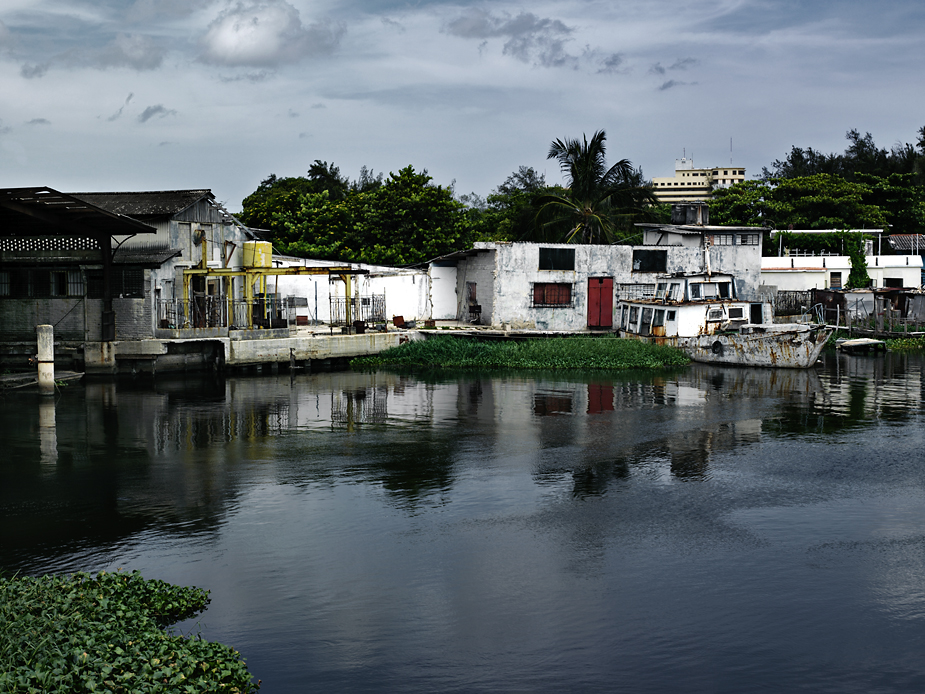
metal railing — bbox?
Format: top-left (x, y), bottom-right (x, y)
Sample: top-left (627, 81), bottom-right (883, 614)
top-left (157, 296), bottom-right (303, 330)
top-left (329, 294), bottom-right (386, 326)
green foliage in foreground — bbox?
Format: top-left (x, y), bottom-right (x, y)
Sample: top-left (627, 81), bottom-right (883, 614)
top-left (0, 571), bottom-right (258, 693)
top-left (352, 335), bottom-right (690, 370)
top-left (884, 336), bottom-right (925, 351)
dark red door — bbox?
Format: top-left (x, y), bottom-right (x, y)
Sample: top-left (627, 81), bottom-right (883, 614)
top-left (588, 277), bottom-right (613, 328)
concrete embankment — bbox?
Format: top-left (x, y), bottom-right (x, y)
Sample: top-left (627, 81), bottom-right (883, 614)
top-left (80, 329), bottom-right (422, 376)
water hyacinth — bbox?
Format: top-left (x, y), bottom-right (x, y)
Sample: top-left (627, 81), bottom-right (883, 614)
top-left (352, 335), bottom-right (689, 371)
top-left (0, 571), bottom-right (259, 693)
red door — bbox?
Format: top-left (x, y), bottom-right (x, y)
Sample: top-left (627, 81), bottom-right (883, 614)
top-left (588, 277), bottom-right (614, 328)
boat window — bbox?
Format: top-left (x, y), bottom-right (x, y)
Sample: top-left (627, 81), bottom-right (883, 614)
top-left (628, 306), bottom-right (639, 333)
top-left (728, 307), bottom-right (744, 319)
top-left (667, 310), bottom-right (676, 321)
top-left (689, 283), bottom-right (701, 299)
top-left (718, 282), bottom-right (730, 298)
top-left (707, 307), bottom-right (724, 321)
top-left (668, 283), bottom-right (680, 300)
top-left (701, 283), bottom-right (718, 297)
top-left (655, 282), bottom-right (668, 298)
top-left (640, 307), bottom-right (653, 335)
top-left (653, 309), bottom-right (665, 327)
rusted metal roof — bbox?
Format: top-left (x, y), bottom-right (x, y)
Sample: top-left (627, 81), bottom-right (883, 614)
top-left (112, 244), bottom-right (182, 266)
top-left (0, 187), bottom-right (156, 238)
top-left (70, 190), bottom-right (213, 218)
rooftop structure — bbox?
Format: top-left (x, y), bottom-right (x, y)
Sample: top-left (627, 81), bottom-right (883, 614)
top-left (652, 157), bottom-right (746, 203)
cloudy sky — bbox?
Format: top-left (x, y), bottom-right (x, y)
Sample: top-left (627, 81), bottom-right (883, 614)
top-left (0, 0), bottom-right (922, 211)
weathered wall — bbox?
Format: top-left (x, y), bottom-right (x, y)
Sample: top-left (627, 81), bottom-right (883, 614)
top-left (0, 298), bottom-right (86, 341)
top-left (455, 250), bottom-right (495, 324)
top-left (456, 241), bottom-right (762, 332)
top-left (761, 255), bottom-right (923, 291)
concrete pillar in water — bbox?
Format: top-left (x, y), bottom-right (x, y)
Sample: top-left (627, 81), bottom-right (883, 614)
top-left (36, 324), bottom-right (55, 395)
top-left (39, 398), bottom-right (58, 467)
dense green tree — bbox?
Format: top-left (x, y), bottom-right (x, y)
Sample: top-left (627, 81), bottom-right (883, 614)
top-left (711, 174), bottom-right (888, 231)
top-left (762, 128), bottom-right (925, 182)
top-left (274, 166), bottom-right (472, 266)
top-left (536, 130), bottom-right (658, 244)
top-left (468, 166), bottom-right (552, 242)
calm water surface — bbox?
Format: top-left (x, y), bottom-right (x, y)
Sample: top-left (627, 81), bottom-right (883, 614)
top-left (4, 353), bottom-right (925, 692)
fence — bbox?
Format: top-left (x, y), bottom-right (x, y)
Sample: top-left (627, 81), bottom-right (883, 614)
top-left (157, 296), bottom-right (301, 330)
top-left (774, 290), bottom-right (814, 316)
top-left (329, 294), bottom-right (386, 326)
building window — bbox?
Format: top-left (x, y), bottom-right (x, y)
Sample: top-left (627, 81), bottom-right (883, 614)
top-left (737, 234), bottom-right (760, 245)
top-left (618, 283), bottom-right (656, 300)
top-left (539, 248), bottom-right (575, 271)
top-left (632, 249), bottom-right (667, 273)
top-left (87, 268), bottom-right (145, 299)
top-left (532, 282), bottom-right (572, 307)
top-left (0, 271), bottom-right (8, 296)
top-left (830, 272), bottom-right (842, 289)
top-left (713, 234), bottom-right (733, 246)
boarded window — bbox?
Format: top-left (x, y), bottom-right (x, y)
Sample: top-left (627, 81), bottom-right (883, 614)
top-left (532, 282), bottom-right (572, 307)
top-left (539, 248), bottom-right (575, 271)
top-left (829, 272), bottom-right (842, 289)
top-left (632, 249), bottom-right (667, 272)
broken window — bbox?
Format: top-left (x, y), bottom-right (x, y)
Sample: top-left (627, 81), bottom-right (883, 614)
top-left (653, 309), bottom-right (665, 327)
top-left (628, 306), bottom-right (639, 332)
top-left (632, 249), bottom-right (667, 273)
top-left (668, 283), bottom-right (680, 300)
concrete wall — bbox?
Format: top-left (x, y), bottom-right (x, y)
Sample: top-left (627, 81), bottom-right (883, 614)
top-left (457, 241), bottom-right (761, 331)
top-left (428, 264), bottom-right (458, 320)
top-left (761, 255), bottom-right (923, 290)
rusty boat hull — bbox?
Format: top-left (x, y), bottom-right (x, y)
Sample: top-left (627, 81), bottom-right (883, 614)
top-left (625, 323), bottom-right (832, 368)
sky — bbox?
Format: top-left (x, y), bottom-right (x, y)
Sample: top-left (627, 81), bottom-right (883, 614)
top-left (0, 0), bottom-right (923, 212)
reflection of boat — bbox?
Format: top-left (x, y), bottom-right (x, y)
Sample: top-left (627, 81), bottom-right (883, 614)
top-left (836, 338), bottom-right (887, 355)
top-left (617, 272), bottom-right (832, 368)
top-left (685, 362), bottom-right (825, 403)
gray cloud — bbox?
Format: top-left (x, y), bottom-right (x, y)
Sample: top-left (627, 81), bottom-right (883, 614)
top-left (311, 103), bottom-right (326, 109)
top-left (108, 93), bottom-right (135, 121)
top-left (89, 33), bottom-right (165, 70)
top-left (26, 118), bottom-right (50, 125)
top-left (200, 0), bottom-right (345, 67)
top-left (21, 63), bottom-right (49, 79)
top-left (658, 80), bottom-right (686, 91)
top-left (669, 58), bottom-right (698, 70)
top-left (445, 9), bottom-right (578, 68)
top-left (138, 104), bottom-right (177, 122)
top-left (597, 53), bottom-right (625, 74)
top-left (0, 20), bottom-right (13, 49)
top-left (218, 70), bottom-right (273, 83)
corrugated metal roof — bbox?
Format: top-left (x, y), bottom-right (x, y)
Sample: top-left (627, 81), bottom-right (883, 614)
top-left (112, 245), bottom-right (182, 266)
top-left (888, 235), bottom-right (925, 252)
top-left (70, 190), bottom-right (213, 218)
top-left (0, 187), bottom-right (156, 238)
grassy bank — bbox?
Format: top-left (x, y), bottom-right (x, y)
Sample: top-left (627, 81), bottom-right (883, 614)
top-left (352, 335), bottom-right (689, 371)
top-left (0, 570), bottom-right (258, 693)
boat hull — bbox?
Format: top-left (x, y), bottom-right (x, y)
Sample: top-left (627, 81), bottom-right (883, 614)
top-left (623, 324), bottom-right (833, 368)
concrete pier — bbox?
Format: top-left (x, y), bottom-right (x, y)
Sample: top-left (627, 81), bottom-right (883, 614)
top-left (36, 324), bottom-right (55, 395)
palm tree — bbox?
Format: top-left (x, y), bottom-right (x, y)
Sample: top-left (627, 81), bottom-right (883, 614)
top-left (536, 130), bottom-right (658, 244)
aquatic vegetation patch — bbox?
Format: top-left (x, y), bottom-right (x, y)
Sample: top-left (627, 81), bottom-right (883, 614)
top-left (883, 336), bottom-right (925, 351)
top-left (352, 335), bottom-right (689, 370)
top-left (0, 570), bottom-right (258, 693)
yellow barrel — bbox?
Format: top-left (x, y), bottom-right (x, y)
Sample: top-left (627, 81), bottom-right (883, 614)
top-left (242, 241), bottom-right (272, 268)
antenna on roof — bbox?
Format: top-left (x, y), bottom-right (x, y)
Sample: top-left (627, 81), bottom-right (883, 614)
top-left (730, 137), bottom-right (733, 165)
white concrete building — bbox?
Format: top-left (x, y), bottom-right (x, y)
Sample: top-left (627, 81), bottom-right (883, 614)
top-left (652, 157), bottom-right (746, 204)
top-left (761, 255), bottom-right (923, 291)
top-left (427, 228), bottom-right (763, 331)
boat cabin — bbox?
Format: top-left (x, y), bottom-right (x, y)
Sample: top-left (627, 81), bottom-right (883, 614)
top-left (617, 272), bottom-right (771, 338)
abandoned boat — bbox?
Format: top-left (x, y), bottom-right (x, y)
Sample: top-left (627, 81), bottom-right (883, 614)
top-left (616, 272), bottom-right (832, 368)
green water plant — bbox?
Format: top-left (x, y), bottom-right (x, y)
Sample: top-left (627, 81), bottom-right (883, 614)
top-left (352, 335), bottom-right (689, 371)
top-left (0, 570), bottom-right (258, 693)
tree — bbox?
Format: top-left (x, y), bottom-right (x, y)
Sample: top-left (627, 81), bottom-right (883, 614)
top-left (274, 166), bottom-right (472, 266)
top-left (468, 166), bottom-right (550, 242)
top-left (536, 130), bottom-right (657, 244)
top-left (710, 174), bottom-right (888, 232)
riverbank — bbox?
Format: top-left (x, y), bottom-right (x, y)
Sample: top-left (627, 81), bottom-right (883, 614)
top-left (351, 335), bottom-right (689, 370)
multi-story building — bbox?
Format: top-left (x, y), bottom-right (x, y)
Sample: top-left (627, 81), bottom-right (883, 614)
top-left (652, 157), bottom-right (746, 203)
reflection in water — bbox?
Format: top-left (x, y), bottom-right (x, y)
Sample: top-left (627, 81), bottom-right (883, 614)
top-left (4, 354), bottom-right (925, 692)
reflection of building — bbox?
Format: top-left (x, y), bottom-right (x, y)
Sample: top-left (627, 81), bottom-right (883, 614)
top-left (652, 157), bottom-right (746, 203)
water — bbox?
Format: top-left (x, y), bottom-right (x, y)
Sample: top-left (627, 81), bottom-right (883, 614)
top-left (3, 353), bottom-right (925, 692)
